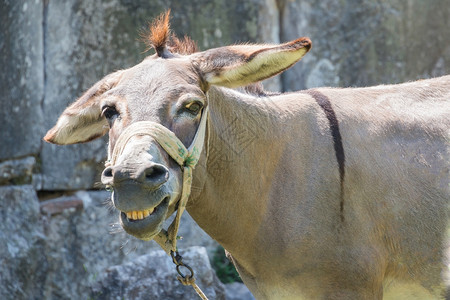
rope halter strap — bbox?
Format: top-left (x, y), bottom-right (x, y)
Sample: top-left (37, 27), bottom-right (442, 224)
top-left (108, 106), bottom-right (209, 254)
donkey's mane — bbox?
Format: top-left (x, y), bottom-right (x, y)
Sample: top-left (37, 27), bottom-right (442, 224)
top-left (141, 10), bottom-right (198, 56)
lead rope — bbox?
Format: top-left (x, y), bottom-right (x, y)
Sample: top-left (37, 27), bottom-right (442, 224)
top-left (171, 250), bottom-right (209, 300)
top-left (107, 106), bottom-right (210, 300)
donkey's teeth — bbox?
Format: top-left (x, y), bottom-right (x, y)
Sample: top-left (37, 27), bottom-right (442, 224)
top-left (126, 208), bottom-right (155, 220)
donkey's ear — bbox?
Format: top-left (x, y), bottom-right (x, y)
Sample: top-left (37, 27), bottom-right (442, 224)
top-left (193, 37), bottom-right (311, 88)
top-left (44, 70), bottom-right (124, 145)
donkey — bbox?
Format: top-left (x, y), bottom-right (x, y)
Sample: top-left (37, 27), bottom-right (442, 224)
top-left (44, 12), bottom-right (450, 300)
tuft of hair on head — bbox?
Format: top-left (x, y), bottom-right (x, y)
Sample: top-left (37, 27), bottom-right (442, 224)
top-left (141, 10), bottom-right (172, 58)
top-left (140, 10), bottom-right (199, 57)
top-left (169, 34), bottom-right (199, 55)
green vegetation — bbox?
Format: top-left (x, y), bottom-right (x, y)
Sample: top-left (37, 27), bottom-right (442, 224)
top-left (211, 246), bottom-right (242, 284)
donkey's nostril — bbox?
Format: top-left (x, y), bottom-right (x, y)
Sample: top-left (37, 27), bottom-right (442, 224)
top-left (101, 166), bottom-right (114, 185)
top-left (103, 167), bottom-right (113, 178)
top-left (142, 164), bottom-right (169, 189)
top-left (145, 165), bottom-right (167, 179)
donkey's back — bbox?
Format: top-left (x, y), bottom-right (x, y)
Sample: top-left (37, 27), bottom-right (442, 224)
top-left (261, 76), bottom-right (450, 299)
top-left (340, 77), bottom-right (450, 299)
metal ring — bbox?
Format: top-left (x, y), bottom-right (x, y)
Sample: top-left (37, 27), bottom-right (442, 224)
top-left (176, 263), bottom-right (194, 279)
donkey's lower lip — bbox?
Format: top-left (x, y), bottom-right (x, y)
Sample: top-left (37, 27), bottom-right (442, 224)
top-left (119, 197), bottom-right (169, 240)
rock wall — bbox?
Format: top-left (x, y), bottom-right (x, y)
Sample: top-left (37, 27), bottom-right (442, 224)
top-left (280, 0), bottom-right (450, 90)
top-left (1, 0), bottom-right (44, 161)
top-left (90, 247), bottom-right (226, 300)
top-left (1, 0), bottom-right (449, 299)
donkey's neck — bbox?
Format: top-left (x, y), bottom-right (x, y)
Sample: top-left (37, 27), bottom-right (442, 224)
top-left (187, 86), bottom-right (290, 259)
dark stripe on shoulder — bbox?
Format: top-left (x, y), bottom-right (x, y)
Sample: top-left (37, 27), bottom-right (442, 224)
top-left (306, 90), bottom-right (346, 222)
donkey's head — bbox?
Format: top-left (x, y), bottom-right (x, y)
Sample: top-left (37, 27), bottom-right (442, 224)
top-left (44, 12), bottom-right (311, 241)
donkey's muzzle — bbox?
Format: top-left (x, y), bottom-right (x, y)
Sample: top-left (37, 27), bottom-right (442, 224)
top-left (101, 161), bottom-right (172, 240)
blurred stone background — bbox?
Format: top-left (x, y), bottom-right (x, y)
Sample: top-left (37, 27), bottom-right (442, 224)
top-left (0, 0), bottom-right (449, 299)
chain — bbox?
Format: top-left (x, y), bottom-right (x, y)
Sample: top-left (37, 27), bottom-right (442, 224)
top-left (170, 251), bottom-right (209, 300)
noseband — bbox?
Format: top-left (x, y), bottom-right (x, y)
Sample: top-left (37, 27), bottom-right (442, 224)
top-left (106, 106), bottom-right (209, 254)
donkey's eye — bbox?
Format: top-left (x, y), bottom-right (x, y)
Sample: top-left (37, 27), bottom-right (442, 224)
top-left (185, 101), bottom-right (203, 115)
top-left (101, 106), bottom-right (119, 120)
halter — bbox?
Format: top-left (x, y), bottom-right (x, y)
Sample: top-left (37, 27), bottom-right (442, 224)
top-left (107, 106), bottom-right (209, 254)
